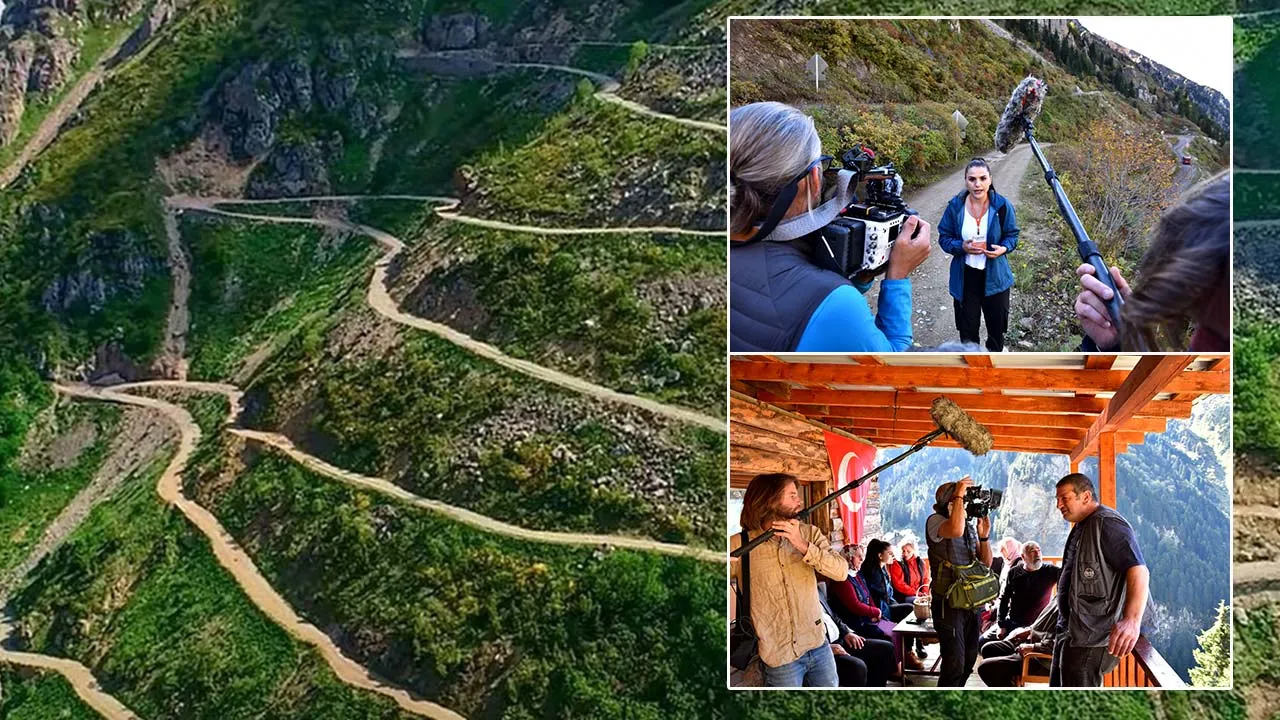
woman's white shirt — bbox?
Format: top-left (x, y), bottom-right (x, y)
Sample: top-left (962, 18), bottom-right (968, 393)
top-left (962, 203), bottom-right (987, 270)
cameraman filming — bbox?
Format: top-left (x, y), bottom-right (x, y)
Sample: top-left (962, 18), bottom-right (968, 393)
top-left (925, 476), bottom-right (993, 686)
top-left (729, 101), bottom-right (932, 352)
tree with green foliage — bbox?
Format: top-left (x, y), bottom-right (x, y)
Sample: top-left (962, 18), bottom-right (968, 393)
top-left (1190, 602), bottom-right (1231, 687)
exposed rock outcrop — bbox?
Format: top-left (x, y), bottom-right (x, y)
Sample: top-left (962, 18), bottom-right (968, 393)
top-left (0, 36), bottom-right (35, 142)
top-left (422, 13), bottom-right (491, 50)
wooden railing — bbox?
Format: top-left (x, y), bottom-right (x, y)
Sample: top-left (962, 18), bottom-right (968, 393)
top-left (1103, 636), bottom-right (1185, 687)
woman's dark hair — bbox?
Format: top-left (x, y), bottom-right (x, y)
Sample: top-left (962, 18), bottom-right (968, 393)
top-left (862, 538), bottom-right (890, 575)
top-left (1118, 173), bottom-right (1229, 351)
top-left (964, 157), bottom-right (997, 195)
top-left (740, 473), bottom-right (798, 532)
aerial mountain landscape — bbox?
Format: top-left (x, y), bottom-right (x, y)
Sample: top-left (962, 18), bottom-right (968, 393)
top-left (0, 0), bottom-right (1265, 718)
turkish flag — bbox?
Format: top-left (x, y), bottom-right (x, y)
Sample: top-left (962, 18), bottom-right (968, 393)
top-left (822, 431), bottom-right (877, 547)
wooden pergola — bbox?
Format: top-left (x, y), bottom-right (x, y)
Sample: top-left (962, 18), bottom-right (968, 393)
top-left (729, 352), bottom-right (1228, 688)
top-left (730, 353), bottom-right (1229, 505)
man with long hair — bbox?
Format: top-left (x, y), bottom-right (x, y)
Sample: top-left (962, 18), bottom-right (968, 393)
top-left (730, 473), bottom-right (848, 687)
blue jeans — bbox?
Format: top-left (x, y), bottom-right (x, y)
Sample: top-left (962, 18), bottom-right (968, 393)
top-left (764, 643), bottom-right (839, 687)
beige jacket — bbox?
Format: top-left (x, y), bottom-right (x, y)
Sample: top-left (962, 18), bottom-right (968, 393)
top-left (730, 523), bottom-right (849, 668)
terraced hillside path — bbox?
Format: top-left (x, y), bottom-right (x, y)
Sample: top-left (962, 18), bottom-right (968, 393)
top-left (0, 623), bottom-right (138, 720)
top-left (0, 12), bottom-right (169, 190)
top-left (49, 379), bottom-right (720, 718)
top-left (55, 383), bottom-right (466, 720)
top-left (230, 428), bottom-right (721, 562)
top-left (166, 194), bottom-right (726, 433)
top-left (493, 61), bottom-right (726, 133)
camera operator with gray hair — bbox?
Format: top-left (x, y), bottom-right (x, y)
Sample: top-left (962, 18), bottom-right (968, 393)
top-left (925, 475), bottom-right (994, 686)
top-left (729, 101), bottom-right (932, 352)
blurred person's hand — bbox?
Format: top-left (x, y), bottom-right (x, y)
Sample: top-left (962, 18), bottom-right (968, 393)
top-left (1075, 263), bottom-right (1132, 348)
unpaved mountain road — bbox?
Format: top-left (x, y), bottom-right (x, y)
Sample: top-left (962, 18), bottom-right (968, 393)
top-left (167, 194), bottom-right (726, 433)
top-left (56, 383), bottom-right (467, 720)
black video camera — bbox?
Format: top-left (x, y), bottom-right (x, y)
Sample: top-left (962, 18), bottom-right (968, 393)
top-left (964, 486), bottom-right (1003, 519)
top-left (812, 145), bottom-right (918, 284)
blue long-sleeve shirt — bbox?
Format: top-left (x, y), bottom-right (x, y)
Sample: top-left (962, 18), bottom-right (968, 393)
top-left (794, 278), bottom-right (913, 351)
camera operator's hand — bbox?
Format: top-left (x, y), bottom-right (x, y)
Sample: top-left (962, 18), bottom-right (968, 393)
top-left (953, 476), bottom-right (974, 500)
top-left (1075, 263), bottom-right (1132, 348)
top-left (983, 244), bottom-right (1007, 259)
top-left (886, 215), bottom-right (932, 280)
top-left (977, 515), bottom-right (991, 539)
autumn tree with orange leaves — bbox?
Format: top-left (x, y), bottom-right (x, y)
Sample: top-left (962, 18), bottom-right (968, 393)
top-left (1053, 119), bottom-right (1178, 263)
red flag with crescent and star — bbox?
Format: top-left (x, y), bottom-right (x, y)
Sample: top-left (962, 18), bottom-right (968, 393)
top-left (822, 431), bottom-right (877, 547)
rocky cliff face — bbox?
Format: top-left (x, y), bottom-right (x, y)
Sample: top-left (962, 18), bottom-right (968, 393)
top-left (0, 0), bottom-right (167, 144)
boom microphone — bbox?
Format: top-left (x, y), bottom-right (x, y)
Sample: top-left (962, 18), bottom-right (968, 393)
top-left (730, 397), bottom-right (993, 558)
top-left (994, 75), bottom-right (1123, 330)
top-left (994, 76), bottom-right (1047, 153)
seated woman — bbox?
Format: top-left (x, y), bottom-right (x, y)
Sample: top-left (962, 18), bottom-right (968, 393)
top-left (862, 539), bottom-right (917, 623)
top-left (829, 544), bottom-right (924, 671)
top-left (1074, 173), bottom-right (1229, 351)
top-left (729, 101), bottom-right (932, 351)
top-left (817, 579), bottom-right (896, 686)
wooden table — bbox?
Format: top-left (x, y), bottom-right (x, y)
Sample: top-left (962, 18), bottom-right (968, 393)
top-left (892, 614), bottom-right (942, 685)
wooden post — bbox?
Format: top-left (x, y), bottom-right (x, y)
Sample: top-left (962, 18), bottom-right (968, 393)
top-left (1070, 457), bottom-right (1079, 474)
top-left (1099, 431), bottom-right (1117, 507)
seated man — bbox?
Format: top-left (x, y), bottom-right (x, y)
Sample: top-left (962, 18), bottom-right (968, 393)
top-left (818, 579), bottom-right (897, 686)
top-left (984, 540), bottom-right (1058, 642)
top-left (1000, 541), bottom-right (1061, 630)
top-left (976, 603), bottom-right (1059, 687)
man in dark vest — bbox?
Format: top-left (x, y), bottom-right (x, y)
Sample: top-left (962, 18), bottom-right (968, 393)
top-left (1051, 472), bottom-right (1157, 687)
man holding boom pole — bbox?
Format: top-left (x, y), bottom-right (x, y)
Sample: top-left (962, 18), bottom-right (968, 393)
top-left (731, 473), bottom-right (849, 687)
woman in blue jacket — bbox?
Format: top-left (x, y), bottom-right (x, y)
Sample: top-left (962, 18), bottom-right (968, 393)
top-left (937, 158), bottom-right (1020, 352)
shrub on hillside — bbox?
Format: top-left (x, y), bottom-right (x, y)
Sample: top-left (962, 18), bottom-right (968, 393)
top-left (1051, 119), bottom-right (1177, 263)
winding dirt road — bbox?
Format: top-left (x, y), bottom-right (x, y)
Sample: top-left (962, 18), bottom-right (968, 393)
top-left (0, 628), bottom-right (138, 720)
top-left (494, 62), bottom-right (725, 134)
top-left (230, 427), bottom-right (720, 562)
top-left (40, 377), bottom-right (720, 718)
top-left (7, 39), bottom-right (728, 718)
top-left (55, 383), bottom-right (466, 720)
top-left (167, 194), bottom-right (726, 433)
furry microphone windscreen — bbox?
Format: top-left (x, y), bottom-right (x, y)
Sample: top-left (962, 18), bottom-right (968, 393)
top-left (994, 76), bottom-right (1047, 153)
top-left (930, 397), bottom-right (994, 455)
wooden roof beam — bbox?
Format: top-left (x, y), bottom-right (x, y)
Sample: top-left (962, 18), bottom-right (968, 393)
top-left (731, 361), bottom-right (1228, 394)
top-left (783, 405), bottom-right (1168, 433)
top-left (1070, 356), bottom-right (1196, 463)
top-left (755, 389), bottom-right (1194, 418)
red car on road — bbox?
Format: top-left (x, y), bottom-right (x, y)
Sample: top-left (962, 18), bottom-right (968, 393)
top-left (1181, 155), bottom-right (1192, 165)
